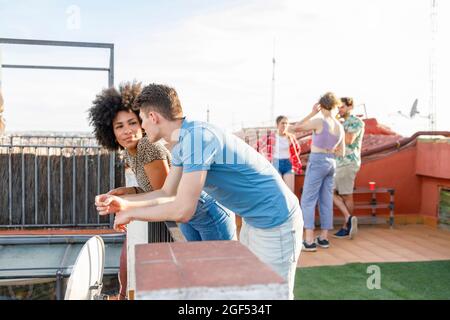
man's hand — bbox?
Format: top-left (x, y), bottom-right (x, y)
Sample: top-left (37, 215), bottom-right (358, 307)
top-left (114, 212), bottom-right (132, 232)
top-left (95, 194), bottom-right (128, 215)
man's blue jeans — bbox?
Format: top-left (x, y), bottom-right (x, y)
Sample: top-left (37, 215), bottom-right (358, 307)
top-left (179, 191), bottom-right (236, 241)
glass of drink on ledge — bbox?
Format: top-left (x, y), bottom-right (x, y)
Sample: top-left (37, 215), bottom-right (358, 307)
top-left (369, 181), bottom-right (376, 191)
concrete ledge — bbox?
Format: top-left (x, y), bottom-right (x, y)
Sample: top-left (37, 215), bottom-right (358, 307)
top-left (134, 241), bottom-right (288, 300)
top-left (136, 283), bottom-right (288, 300)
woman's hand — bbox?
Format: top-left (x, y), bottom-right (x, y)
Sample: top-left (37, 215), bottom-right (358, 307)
top-left (334, 145), bottom-right (345, 157)
top-left (107, 187), bottom-right (136, 196)
top-left (95, 194), bottom-right (128, 215)
top-left (311, 103), bottom-right (321, 115)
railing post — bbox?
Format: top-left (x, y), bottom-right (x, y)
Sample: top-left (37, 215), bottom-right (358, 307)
top-left (85, 151), bottom-right (89, 224)
top-left (109, 46), bottom-right (114, 87)
top-left (60, 148), bottom-right (64, 225)
top-left (47, 147), bottom-right (51, 225)
top-left (21, 147), bottom-right (25, 226)
top-left (97, 150), bottom-right (101, 225)
top-left (72, 148), bottom-right (76, 226)
top-left (34, 147), bottom-right (38, 225)
top-left (8, 145), bottom-right (12, 225)
top-left (109, 151), bottom-right (115, 227)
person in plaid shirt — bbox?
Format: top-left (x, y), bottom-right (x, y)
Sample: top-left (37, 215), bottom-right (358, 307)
top-left (259, 115), bottom-right (302, 192)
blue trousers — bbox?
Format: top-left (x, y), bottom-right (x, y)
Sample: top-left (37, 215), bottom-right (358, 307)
top-left (300, 153), bottom-right (336, 230)
top-left (179, 191), bottom-right (236, 241)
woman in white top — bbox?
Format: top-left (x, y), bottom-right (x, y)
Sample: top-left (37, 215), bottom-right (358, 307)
top-left (267, 116), bottom-right (302, 192)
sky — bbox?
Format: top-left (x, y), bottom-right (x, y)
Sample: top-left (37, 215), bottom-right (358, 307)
top-left (0, 0), bottom-right (449, 136)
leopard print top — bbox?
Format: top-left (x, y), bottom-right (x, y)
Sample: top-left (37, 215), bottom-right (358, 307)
top-left (124, 137), bottom-right (172, 192)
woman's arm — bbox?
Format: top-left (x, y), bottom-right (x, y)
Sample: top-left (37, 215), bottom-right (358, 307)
top-left (293, 103), bottom-right (321, 132)
top-left (96, 166), bottom-right (183, 214)
top-left (143, 159), bottom-right (170, 191)
top-left (107, 186), bottom-right (141, 196)
top-left (96, 169), bottom-right (206, 231)
top-left (335, 126), bottom-right (346, 157)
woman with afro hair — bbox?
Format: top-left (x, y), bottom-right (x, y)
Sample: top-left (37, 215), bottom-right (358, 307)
top-left (88, 81), bottom-right (236, 299)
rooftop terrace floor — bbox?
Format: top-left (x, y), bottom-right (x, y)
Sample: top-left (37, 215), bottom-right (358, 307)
top-left (299, 224), bottom-right (450, 268)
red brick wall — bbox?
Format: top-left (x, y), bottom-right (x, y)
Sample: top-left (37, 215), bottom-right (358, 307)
top-left (416, 139), bottom-right (450, 179)
top-left (419, 177), bottom-right (450, 217)
top-left (295, 147), bottom-right (422, 216)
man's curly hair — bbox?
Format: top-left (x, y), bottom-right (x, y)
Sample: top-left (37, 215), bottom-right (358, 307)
top-left (133, 83), bottom-right (183, 121)
top-left (340, 97), bottom-right (354, 107)
top-left (88, 81), bottom-right (143, 151)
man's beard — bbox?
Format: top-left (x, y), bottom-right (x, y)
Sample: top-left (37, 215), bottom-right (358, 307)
top-left (339, 111), bottom-right (351, 119)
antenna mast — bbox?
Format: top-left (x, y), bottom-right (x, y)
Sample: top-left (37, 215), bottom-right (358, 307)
top-left (429, 0), bottom-right (437, 131)
top-left (0, 47), bottom-right (5, 135)
top-left (270, 38), bottom-right (276, 123)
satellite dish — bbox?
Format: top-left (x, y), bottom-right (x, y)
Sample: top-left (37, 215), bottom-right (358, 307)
top-left (397, 110), bottom-right (408, 118)
top-left (409, 99), bottom-right (419, 118)
top-left (64, 236), bottom-right (105, 300)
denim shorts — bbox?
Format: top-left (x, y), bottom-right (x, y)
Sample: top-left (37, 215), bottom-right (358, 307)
top-left (273, 158), bottom-right (293, 176)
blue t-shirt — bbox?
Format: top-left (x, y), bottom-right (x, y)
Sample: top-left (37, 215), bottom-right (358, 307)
top-left (171, 119), bottom-right (300, 229)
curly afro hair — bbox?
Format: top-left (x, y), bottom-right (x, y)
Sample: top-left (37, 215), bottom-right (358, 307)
top-left (88, 81), bottom-right (143, 151)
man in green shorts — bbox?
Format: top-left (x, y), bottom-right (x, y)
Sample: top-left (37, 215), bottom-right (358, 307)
top-left (333, 97), bottom-right (365, 239)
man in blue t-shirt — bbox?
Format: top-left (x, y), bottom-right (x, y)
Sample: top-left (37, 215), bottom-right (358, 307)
top-left (95, 84), bottom-right (303, 299)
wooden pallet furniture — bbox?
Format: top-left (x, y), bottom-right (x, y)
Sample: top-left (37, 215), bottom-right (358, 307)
top-left (351, 187), bottom-right (395, 227)
top-left (298, 186), bottom-right (395, 228)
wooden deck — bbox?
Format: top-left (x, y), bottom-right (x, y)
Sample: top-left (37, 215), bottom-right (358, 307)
top-left (298, 224), bottom-right (450, 268)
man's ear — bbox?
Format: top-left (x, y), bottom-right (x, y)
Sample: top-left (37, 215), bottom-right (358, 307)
top-left (148, 111), bottom-right (157, 124)
top-left (149, 112), bottom-right (159, 124)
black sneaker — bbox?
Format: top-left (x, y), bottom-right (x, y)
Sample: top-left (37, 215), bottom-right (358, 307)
top-left (315, 237), bottom-right (330, 248)
top-left (347, 216), bottom-right (358, 239)
top-left (302, 241), bottom-right (317, 252)
top-left (332, 228), bottom-right (350, 238)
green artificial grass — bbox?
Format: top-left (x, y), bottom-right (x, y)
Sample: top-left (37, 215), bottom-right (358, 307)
top-left (294, 260), bottom-right (450, 300)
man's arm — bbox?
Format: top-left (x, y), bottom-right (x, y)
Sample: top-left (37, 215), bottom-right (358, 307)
top-left (344, 119), bottom-right (364, 145)
top-left (113, 170), bottom-right (207, 229)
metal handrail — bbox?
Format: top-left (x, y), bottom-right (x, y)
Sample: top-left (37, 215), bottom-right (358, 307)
top-left (0, 37), bottom-right (114, 87)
